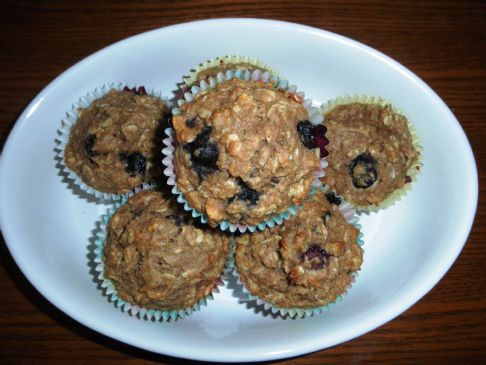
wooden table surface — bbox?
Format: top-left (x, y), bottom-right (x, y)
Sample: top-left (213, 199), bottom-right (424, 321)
top-left (1, 1), bottom-right (485, 364)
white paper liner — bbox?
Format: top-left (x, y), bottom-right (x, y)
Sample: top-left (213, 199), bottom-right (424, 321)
top-left (55, 82), bottom-right (169, 202)
top-left (228, 189), bottom-right (364, 319)
top-left (320, 94), bottom-right (423, 212)
top-left (182, 55), bottom-right (277, 90)
top-left (163, 67), bottom-right (327, 232)
top-left (92, 183), bottom-right (225, 321)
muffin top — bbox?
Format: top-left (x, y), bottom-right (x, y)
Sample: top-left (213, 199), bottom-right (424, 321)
top-left (322, 102), bottom-right (420, 208)
top-left (64, 88), bottom-right (168, 194)
top-left (172, 78), bottom-right (322, 226)
top-left (235, 190), bottom-right (363, 309)
top-left (103, 189), bottom-right (229, 311)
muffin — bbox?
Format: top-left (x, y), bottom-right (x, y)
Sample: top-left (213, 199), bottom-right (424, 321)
top-left (234, 189), bottom-right (363, 312)
top-left (183, 55), bottom-right (274, 89)
top-left (102, 189), bottom-right (229, 312)
top-left (170, 77), bottom-right (325, 227)
top-left (321, 97), bottom-right (421, 210)
top-left (63, 87), bottom-right (168, 195)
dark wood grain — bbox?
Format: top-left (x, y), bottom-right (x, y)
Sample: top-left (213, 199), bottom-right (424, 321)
top-left (1, 1), bottom-right (485, 364)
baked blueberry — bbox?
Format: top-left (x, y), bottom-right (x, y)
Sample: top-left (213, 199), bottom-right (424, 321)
top-left (311, 124), bottom-right (330, 158)
top-left (325, 192), bottom-right (342, 205)
top-left (184, 127), bottom-right (219, 178)
top-left (185, 116), bottom-right (202, 128)
top-left (349, 152), bottom-right (378, 189)
top-left (119, 151), bottom-right (146, 177)
top-left (83, 133), bottom-right (98, 160)
top-left (297, 121), bottom-right (312, 148)
top-left (229, 178), bottom-right (259, 205)
top-left (301, 244), bottom-right (331, 270)
top-left (194, 142), bottom-right (218, 166)
top-left (296, 120), bottom-right (329, 157)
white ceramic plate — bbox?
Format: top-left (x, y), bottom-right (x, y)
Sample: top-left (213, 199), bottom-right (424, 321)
top-left (0, 19), bottom-right (478, 362)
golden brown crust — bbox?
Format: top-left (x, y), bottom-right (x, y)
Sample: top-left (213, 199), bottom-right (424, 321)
top-left (322, 102), bottom-right (419, 207)
top-left (103, 190), bottom-right (229, 311)
top-left (64, 89), bottom-right (168, 194)
top-left (235, 190), bottom-right (362, 308)
top-left (172, 78), bottom-right (320, 226)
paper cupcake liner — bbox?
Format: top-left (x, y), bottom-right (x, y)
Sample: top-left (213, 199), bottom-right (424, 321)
top-left (55, 82), bottom-right (169, 202)
top-left (163, 68), bottom-right (327, 233)
top-left (181, 55), bottom-right (278, 91)
top-left (320, 94), bottom-right (423, 212)
top-left (91, 184), bottom-right (225, 321)
top-left (227, 200), bottom-right (364, 319)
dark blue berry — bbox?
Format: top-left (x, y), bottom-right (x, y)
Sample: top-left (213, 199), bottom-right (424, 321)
top-left (83, 133), bottom-right (98, 160)
top-left (236, 178), bottom-right (259, 205)
top-left (228, 178), bottom-right (259, 206)
top-left (349, 152), bottom-right (378, 189)
top-left (184, 127), bottom-right (219, 178)
top-left (297, 121), bottom-right (314, 148)
top-left (185, 117), bottom-right (198, 128)
top-left (119, 151), bottom-right (146, 177)
top-left (296, 120), bottom-right (329, 157)
top-left (301, 244), bottom-right (331, 270)
top-left (194, 142), bottom-right (218, 166)
top-left (325, 192), bottom-right (342, 205)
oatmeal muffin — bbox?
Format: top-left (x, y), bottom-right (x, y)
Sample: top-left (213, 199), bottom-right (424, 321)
top-left (171, 77), bottom-right (325, 227)
top-left (64, 87), bottom-right (168, 194)
top-left (103, 189), bottom-right (229, 311)
top-left (183, 55), bottom-right (273, 88)
top-left (321, 98), bottom-right (421, 209)
top-left (234, 189), bottom-right (363, 310)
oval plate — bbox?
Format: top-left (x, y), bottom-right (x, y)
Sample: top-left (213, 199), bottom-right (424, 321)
top-left (0, 19), bottom-right (478, 362)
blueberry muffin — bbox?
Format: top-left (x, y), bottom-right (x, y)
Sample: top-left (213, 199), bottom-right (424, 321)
top-left (64, 87), bottom-right (168, 194)
top-left (234, 190), bottom-right (363, 309)
top-left (171, 78), bottom-right (326, 227)
top-left (321, 99), bottom-right (421, 209)
top-left (103, 189), bottom-right (229, 311)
